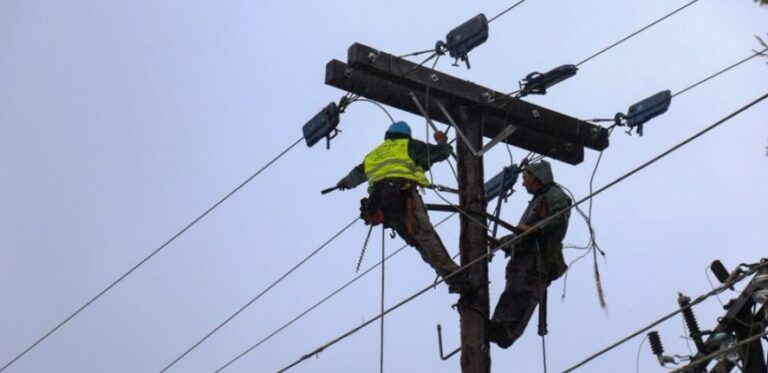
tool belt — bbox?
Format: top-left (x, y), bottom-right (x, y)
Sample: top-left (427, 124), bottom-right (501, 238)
top-left (360, 178), bottom-right (414, 226)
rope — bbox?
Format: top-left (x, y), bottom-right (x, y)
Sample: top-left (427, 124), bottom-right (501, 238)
top-left (562, 261), bottom-right (768, 372)
top-left (576, 0), bottom-right (701, 67)
top-left (379, 227), bottom-right (385, 373)
top-left (541, 335), bottom-right (548, 373)
top-left (213, 214), bottom-right (457, 372)
top-left (0, 136), bottom-right (305, 373)
top-left (275, 92), bottom-right (768, 372)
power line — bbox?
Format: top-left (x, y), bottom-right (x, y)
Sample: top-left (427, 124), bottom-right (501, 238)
top-left (673, 47), bottom-right (768, 99)
top-left (488, 0), bottom-right (528, 24)
top-left (0, 136), bottom-right (304, 373)
top-left (160, 92), bottom-right (405, 371)
top-left (399, 0), bottom-right (529, 76)
top-left (563, 261), bottom-right (768, 372)
top-left (349, 98), bottom-right (396, 123)
top-left (576, 0), bottom-right (701, 67)
top-left (213, 214), bottom-right (457, 372)
top-left (276, 92), bottom-right (768, 372)
top-left (495, 0), bottom-right (702, 103)
top-left (159, 217), bottom-right (360, 372)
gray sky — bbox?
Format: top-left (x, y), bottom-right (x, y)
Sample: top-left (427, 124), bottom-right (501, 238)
top-left (1, 1), bottom-right (767, 372)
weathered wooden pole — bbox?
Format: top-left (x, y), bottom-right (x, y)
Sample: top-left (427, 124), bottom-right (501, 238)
top-left (456, 107), bottom-right (490, 373)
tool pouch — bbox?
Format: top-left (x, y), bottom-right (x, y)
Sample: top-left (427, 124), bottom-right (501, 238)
top-left (359, 197), bottom-right (384, 226)
top-left (361, 179), bottom-right (411, 226)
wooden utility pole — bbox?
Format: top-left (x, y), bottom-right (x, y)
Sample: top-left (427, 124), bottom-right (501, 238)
top-left (325, 43), bottom-right (608, 372)
top-left (455, 107), bottom-right (490, 372)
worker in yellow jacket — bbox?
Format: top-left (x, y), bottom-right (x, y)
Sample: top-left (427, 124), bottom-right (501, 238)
top-left (336, 121), bottom-right (469, 293)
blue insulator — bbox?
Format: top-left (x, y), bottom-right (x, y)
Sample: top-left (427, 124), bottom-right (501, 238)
top-left (302, 102), bottom-right (341, 149)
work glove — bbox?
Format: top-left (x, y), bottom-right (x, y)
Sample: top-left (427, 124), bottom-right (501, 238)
top-left (433, 130), bottom-right (448, 144)
top-left (336, 178), bottom-right (350, 191)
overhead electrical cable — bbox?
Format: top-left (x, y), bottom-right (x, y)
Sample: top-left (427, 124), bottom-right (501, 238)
top-left (348, 98), bottom-right (396, 124)
top-left (275, 92), bottom-right (768, 372)
top-left (487, 0), bottom-right (529, 24)
top-left (399, 0), bottom-right (529, 76)
top-left (672, 47), bottom-right (768, 99)
top-left (213, 214), bottom-right (457, 372)
top-left (575, 0), bottom-right (701, 67)
top-left (0, 136), bottom-right (304, 373)
top-left (495, 0), bottom-right (703, 102)
top-left (159, 217), bottom-right (360, 372)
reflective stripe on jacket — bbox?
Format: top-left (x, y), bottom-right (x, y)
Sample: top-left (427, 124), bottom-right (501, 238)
top-left (364, 139), bottom-right (429, 186)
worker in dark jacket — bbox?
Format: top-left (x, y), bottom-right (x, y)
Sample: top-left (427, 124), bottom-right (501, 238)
top-left (489, 160), bottom-right (571, 348)
top-left (336, 121), bottom-right (469, 293)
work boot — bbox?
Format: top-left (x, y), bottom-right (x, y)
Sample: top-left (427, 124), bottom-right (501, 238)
top-left (488, 320), bottom-right (513, 349)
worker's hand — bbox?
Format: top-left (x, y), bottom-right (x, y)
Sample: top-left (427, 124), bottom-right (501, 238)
top-left (336, 179), bottom-right (350, 191)
top-left (515, 224), bottom-right (531, 233)
top-left (492, 234), bottom-right (516, 258)
top-left (433, 131), bottom-right (448, 144)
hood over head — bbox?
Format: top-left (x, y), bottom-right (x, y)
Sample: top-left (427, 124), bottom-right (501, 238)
top-left (525, 160), bottom-right (554, 185)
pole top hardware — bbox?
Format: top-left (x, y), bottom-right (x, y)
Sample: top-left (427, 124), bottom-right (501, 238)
top-left (302, 96), bottom-right (351, 149)
top-left (435, 13), bottom-right (489, 69)
top-left (614, 90), bottom-right (672, 136)
top-left (519, 64), bottom-right (578, 97)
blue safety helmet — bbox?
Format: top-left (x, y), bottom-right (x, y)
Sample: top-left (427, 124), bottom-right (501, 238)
top-left (386, 121), bottom-right (411, 137)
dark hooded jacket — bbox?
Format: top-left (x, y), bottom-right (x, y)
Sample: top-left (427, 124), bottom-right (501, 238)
top-left (518, 160), bottom-right (571, 281)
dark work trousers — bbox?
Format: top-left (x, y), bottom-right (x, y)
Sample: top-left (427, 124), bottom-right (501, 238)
top-left (491, 248), bottom-right (549, 345)
top-left (383, 187), bottom-right (460, 280)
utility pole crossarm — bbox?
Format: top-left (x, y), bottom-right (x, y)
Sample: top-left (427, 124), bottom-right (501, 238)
top-left (326, 59), bottom-right (585, 164)
top-left (345, 43), bottom-right (610, 152)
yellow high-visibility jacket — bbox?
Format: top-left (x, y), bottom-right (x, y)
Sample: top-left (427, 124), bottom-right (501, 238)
top-left (363, 139), bottom-right (429, 186)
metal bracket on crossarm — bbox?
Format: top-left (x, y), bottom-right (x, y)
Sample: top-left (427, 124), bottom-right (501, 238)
top-left (434, 99), bottom-right (516, 157)
top-left (409, 92), bottom-right (516, 158)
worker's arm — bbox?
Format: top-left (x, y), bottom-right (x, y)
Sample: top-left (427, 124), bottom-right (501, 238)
top-left (408, 134), bottom-right (452, 171)
top-left (531, 191), bottom-right (572, 241)
top-left (337, 164), bottom-right (367, 190)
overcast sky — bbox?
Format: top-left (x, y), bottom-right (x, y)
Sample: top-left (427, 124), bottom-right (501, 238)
top-left (2, 1), bottom-right (767, 372)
